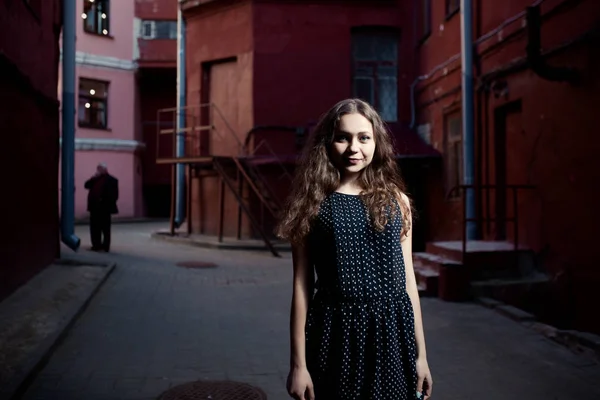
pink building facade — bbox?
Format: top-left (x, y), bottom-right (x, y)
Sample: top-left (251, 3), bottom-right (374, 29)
top-left (60, 0), bottom-right (144, 219)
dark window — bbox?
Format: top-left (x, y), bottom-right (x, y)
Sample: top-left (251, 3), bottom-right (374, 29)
top-left (351, 28), bottom-right (399, 122)
top-left (79, 78), bottom-right (109, 129)
top-left (444, 111), bottom-right (463, 198)
top-left (141, 20), bottom-right (178, 39)
top-left (419, 0), bottom-right (431, 41)
top-left (83, 0), bottom-right (110, 36)
top-left (446, 0), bottom-right (460, 18)
top-left (156, 21), bottom-right (177, 39)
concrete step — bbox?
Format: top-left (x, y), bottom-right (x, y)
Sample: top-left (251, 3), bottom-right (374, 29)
top-left (425, 241), bottom-right (534, 280)
top-left (413, 260), bottom-right (439, 297)
top-left (414, 252), bottom-right (462, 272)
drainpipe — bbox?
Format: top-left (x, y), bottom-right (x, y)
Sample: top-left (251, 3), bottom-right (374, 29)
top-left (460, 0), bottom-right (477, 240)
top-left (60, 0), bottom-right (81, 251)
top-left (175, 3), bottom-right (186, 228)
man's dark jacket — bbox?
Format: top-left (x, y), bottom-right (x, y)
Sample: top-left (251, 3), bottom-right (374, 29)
top-left (84, 174), bottom-right (119, 214)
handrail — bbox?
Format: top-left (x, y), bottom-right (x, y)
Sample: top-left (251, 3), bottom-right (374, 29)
top-left (210, 103), bottom-right (246, 155)
top-left (157, 103), bottom-right (247, 160)
top-left (213, 157), bottom-right (280, 257)
top-left (250, 139), bottom-right (294, 183)
top-left (448, 184), bottom-right (536, 258)
top-left (229, 157), bottom-right (278, 217)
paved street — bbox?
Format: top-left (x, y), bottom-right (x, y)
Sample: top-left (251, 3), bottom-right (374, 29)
top-left (22, 222), bottom-right (600, 400)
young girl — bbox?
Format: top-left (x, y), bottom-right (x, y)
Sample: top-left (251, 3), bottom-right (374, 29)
top-left (276, 98), bottom-right (433, 400)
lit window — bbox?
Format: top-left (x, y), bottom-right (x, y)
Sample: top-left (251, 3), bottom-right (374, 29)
top-left (79, 78), bottom-right (109, 129)
top-left (83, 0), bottom-right (110, 36)
top-left (351, 28), bottom-right (399, 122)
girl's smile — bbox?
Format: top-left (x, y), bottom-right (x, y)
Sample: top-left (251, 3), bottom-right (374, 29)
top-left (346, 157), bottom-right (364, 165)
top-left (330, 113), bottom-right (375, 177)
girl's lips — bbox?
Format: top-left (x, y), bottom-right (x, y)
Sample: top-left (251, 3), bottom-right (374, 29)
top-left (346, 158), bottom-right (363, 165)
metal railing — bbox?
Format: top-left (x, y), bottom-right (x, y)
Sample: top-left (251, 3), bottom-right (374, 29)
top-left (155, 103), bottom-right (246, 162)
top-left (448, 184), bottom-right (536, 257)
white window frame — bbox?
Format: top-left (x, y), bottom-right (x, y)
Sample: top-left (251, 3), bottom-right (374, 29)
top-left (141, 21), bottom-right (156, 39)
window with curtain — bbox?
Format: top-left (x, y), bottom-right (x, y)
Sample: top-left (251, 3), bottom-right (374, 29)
top-left (82, 0), bottom-right (110, 36)
top-left (79, 78), bottom-right (109, 129)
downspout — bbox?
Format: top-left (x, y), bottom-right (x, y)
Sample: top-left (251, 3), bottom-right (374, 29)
top-left (60, 0), bottom-right (81, 250)
top-left (460, 0), bottom-right (478, 239)
top-left (175, 2), bottom-right (186, 228)
top-left (474, 0), bottom-right (484, 237)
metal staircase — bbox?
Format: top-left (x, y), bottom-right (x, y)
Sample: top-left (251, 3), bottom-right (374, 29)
top-left (155, 103), bottom-right (293, 257)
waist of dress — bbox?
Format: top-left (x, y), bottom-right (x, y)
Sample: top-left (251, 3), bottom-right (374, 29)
top-left (313, 289), bottom-right (409, 305)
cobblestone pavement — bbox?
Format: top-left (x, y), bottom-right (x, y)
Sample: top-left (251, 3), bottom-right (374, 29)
top-left (22, 222), bottom-right (600, 400)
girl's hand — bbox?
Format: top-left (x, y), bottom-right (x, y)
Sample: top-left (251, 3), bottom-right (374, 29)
top-left (286, 366), bottom-right (315, 400)
top-left (416, 357), bottom-right (433, 399)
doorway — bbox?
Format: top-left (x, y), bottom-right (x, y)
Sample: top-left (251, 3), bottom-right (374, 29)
top-left (493, 100), bottom-right (522, 240)
top-left (200, 57), bottom-right (238, 157)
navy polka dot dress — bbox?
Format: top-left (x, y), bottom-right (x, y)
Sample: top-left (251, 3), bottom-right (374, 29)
top-left (305, 192), bottom-right (418, 400)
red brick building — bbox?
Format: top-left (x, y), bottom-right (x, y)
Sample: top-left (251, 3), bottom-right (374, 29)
top-left (174, 0), bottom-right (437, 247)
top-left (168, 0), bottom-right (599, 334)
top-left (135, 0), bottom-right (178, 217)
top-left (414, 0), bottom-right (600, 333)
top-left (0, 0), bottom-right (63, 300)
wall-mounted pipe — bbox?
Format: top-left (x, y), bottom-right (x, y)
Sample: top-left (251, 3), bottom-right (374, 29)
top-left (460, 0), bottom-right (477, 240)
top-left (175, 3), bottom-right (186, 228)
top-left (60, 0), bottom-right (81, 251)
top-left (409, 0), bottom-right (547, 131)
top-left (526, 5), bottom-right (579, 83)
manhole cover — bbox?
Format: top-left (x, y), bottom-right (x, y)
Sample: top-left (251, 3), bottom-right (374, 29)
top-left (157, 380), bottom-right (267, 400)
top-left (176, 261), bottom-right (218, 269)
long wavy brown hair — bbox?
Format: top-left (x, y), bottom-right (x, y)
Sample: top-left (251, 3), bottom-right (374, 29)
top-left (275, 98), bottom-right (412, 244)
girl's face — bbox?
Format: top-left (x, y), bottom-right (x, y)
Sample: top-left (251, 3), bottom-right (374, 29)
top-left (330, 113), bottom-right (376, 178)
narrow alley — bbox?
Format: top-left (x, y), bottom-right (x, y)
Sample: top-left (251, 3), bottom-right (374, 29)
top-left (21, 222), bottom-right (600, 400)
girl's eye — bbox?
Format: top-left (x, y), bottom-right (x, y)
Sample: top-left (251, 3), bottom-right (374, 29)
top-left (335, 135), bottom-right (348, 142)
top-left (360, 136), bottom-right (371, 142)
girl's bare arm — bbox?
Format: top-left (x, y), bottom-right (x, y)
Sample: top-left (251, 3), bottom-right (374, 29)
top-left (399, 193), bottom-right (428, 360)
top-left (289, 241), bottom-right (314, 369)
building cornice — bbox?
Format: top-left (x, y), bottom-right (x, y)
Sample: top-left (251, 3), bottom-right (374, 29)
top-left (60, 51), bottom-right (138, 71)
top-left (59, 138), bottom-right (146, 152)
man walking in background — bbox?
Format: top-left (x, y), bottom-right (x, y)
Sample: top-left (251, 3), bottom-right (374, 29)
top-left (84, 163), bottom-right (119, 252)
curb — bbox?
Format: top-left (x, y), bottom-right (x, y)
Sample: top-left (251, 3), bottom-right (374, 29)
top-left (151, 232), bottom-right (292, 253)
top-left (476, 297), bottom-right (600, 361)
top-left (2, 262), bottom-right (116, 400)
top-left (75, 218), bottom-right (169, 226)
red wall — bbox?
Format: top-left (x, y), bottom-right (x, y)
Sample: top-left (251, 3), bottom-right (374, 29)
top-left (184, 0), bottom-right (255, 236)
top-left (252, 1), bottom-right (402, 128)
top-left (135, 0), bottom-right (178, 67)
top-left (139, 69), bottom-right (177, 186)
top-left (136, 0), bottom-right (177, 19)
top-left (416, 0), bottom-right (600, 332)
top-left (181, 0), bottom-right (421, 238)
top-left (0, 0), bottom-right (62, 300)
top-left (138, 40), bottom-right (178, 67)
top-left (135, 1), bottom-right (178, 216)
